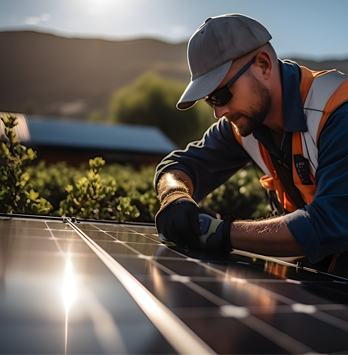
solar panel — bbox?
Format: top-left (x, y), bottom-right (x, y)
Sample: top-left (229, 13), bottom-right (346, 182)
top-left (1, 215), bottom-right (348, 354)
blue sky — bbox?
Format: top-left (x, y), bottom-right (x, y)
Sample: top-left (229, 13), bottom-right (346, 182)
top-left (1, 0), bottom-right (348, 60)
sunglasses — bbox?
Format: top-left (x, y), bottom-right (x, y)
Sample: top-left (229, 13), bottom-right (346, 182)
top-left (204, 57), bottom-right (256, 108)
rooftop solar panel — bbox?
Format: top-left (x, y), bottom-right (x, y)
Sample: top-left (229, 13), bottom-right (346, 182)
top-left (1, 215), bottom-right (348, 354)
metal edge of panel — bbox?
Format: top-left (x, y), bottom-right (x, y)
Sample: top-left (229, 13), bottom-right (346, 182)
top-left (231, 249), bottom-right (348, 282)
top-left (0, 212), bottom-right (155, 226)
top-left (67, 220), bottom-right (217, 355)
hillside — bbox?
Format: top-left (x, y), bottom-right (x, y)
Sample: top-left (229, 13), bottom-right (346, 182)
top-left (0, 31), bottom-right (188, 118)
top-left (1, 31), bottom-right (348, 119)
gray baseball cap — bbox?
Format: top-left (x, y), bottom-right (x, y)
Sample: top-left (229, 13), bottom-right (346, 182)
top-left (177, 14), bottom-right (272, 110)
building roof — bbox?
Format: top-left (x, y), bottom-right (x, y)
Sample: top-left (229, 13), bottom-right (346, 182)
top-left (0, 113), bottom-right (177, 154)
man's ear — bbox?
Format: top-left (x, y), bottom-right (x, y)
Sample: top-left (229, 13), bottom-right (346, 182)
top-left (254, 51), bottom-right (272, 79)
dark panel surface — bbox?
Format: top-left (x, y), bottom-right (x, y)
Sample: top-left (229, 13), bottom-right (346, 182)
top-left (0, 218), bottom-right (175, 354)
top-left (84, 220), bottom-right (348, 354)
top-left (1, 216), bottom-right (348, 354)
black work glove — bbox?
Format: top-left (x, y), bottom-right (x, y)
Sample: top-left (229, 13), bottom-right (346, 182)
top-left (155, 173), bottom-right (200, 248)
top-left (197, 214), bottom-right (234, 255)
top-left (156, 197), bottom-right (201, 248)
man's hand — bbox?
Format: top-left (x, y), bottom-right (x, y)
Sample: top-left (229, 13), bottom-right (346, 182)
top-left (156, 198), bottom-right (201, 248)
top-left (198, 214), bottom-right (233, 253)
top-left (155, 172), bottom-right (200, 248)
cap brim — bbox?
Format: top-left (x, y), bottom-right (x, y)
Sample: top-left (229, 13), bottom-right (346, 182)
top-left (176, 60), bottom-right (232, 110)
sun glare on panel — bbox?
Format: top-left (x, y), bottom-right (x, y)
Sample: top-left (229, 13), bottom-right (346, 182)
top-left (62, 259), bottom-right (77, 313)
top-left (62, 258), bottom-right (77, 355)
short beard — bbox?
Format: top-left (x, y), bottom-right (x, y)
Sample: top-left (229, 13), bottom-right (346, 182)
top-left (232, 74), bottom-right (272, 137)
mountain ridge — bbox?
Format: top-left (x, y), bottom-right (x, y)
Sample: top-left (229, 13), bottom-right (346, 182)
top-left (1, 30), bottom-right (347, 119)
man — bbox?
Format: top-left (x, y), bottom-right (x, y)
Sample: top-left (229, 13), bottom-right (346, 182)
top-left (154, 13), bottom-right (348, 271)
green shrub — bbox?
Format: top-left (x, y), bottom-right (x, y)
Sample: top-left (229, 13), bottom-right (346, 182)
top-left (27, 158), bottom-right (158, 223)
top-left (57, 157), bottom-right (143, 222)
top-left (0, 114), bottom-right (269, 221)
top-left (0, 114), bottom-right (53, 214)
top-left (26, 160), bottom-right (81, 211)
top-left (199, 163), bottom-right (270, 219)
top-left (102, 164), bottom-right (158, 222)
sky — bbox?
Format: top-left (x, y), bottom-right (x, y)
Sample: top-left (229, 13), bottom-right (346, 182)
top-left (1, 0), bottom-right (348, 60)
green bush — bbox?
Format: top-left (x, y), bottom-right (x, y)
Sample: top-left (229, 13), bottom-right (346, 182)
top-left (26, 160), bottom-right (81, 211)
top-left (0, 114), bottom-right (53, 214)
top-left (101, 164), bottom-right (158, 222)
top-left (27, 160), bottom-right (269, 221)
top-left (1, 114), bottom-right (269, 221)
top-left (199, 163), bottom-right (270, 219)
top-left (26, 159), bottom-right (158, 223)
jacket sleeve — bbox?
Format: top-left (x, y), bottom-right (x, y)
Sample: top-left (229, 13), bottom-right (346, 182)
top-left (154, 118), bottom-right (251, 202)
top-left (285, 103), bottom-right (348, 263)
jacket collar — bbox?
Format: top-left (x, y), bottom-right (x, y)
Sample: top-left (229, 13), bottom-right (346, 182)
top-left (280, 59), bottom-right (307, 132)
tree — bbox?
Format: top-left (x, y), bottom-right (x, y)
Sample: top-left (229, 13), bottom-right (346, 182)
top-left (108, 72), bottom-right (215, 148)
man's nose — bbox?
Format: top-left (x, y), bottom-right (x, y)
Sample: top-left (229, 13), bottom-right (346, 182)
top-left (214, 105), bottom-right (228, 120)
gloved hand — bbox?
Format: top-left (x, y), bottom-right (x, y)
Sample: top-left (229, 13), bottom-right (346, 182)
top-left (156, 198), bottom-right (201, 248)
top-left (198, 213), bottom-right (234, 254)
top-left (155, 173), bottom-right (200, 248)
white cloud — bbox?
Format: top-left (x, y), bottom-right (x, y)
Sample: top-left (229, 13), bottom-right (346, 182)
top-left (25, 17), bottom-right (41, 25)
top-left (41, 13), bottom-right (51, 21)
top-left (25, 13), bottom-right (51, 26)
top-left (170, 25), bottom-right (187, 36)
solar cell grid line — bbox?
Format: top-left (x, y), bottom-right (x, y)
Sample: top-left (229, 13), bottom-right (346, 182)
top-left (178, 251), bottom-right (348, 343)
top-left (178, 257), bottom-right (341, 306)
top-left (136, 256), bottom-right (316, 352)
top-left (81, 221), bottom-right (345, 354)
top-left (78, 222), bottom-right (322, 353)
top-left (67, 220), bottom-right (216, 355)
top-left (44, 220), bottom-right (67, 256)
top-left (85, 224), bottom-right (162, 245)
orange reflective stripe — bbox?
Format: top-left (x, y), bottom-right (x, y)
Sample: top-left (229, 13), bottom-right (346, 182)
top-left (259, 175), bottom-right (297, 212)
top-left (259, 175), bottom-right (275, 190)
top-left (259, 143), bottom-right (298, 212)
top-left (259, 142), bottom-right (273, 171)
top-left (299, 67), bottom-right (316, 103)
top-left (292, 132), bottom-right (316, 204)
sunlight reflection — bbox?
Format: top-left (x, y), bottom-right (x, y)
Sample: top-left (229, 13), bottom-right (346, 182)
top-left (86, 290), bottom-right (127, 354)
top-left (224, 270), bottom-right (279, 316)
top-left (62, 259), bottom-right (77, 312)
top-left (151, 266), bottom-right (167, 300)
top-left (264, 261), bottom-right (288, 279)
top-left (62, 258), bottom-right (77, 355)
top-left (125, 278), bottom-right (158, 313)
